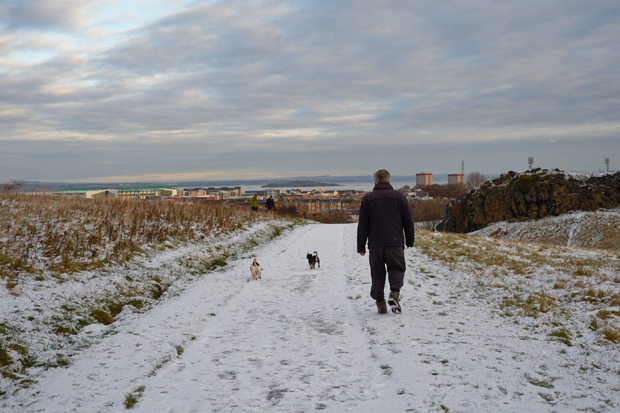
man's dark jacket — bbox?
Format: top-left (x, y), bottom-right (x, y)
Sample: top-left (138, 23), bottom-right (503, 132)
top-left (357, 183), bottom-right (415, 253)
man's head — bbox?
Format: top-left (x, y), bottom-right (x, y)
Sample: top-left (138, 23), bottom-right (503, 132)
top-left (374, 169), bottom-right (391, 185)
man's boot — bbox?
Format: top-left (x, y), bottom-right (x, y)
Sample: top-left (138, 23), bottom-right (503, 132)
top-left (388, 291), bottom-right (401, 314)
top-left (376, 299), bottom-right (388, 314)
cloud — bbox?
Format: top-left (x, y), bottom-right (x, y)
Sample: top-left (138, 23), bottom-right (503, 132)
top-left (0, 0), bottom-right (93, 31)
top-left (1, 0), bottom-right (620, 181)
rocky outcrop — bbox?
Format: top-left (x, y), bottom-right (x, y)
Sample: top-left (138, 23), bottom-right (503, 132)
top-left (437, 169), bottom-right (620, 233)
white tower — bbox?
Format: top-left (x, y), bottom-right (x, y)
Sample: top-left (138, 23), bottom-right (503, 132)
top-left (528, 157), bottom-right (534, 170)
top-left (605, 158), bottom-right (610, 173)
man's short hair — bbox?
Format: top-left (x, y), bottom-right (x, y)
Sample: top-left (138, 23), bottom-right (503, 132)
top-left (374, 169), bottom-right (391, 184)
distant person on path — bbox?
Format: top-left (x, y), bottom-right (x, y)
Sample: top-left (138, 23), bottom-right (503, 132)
top-left (265, 196), bottom-right (275, 213)
top-left (357, 169), bottom-right (415, 314)
top-left (250, 194), bottom-right (259, 212)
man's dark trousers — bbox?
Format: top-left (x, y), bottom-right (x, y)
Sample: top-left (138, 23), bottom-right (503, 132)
top-left (369, 246), bottom-right (406, 302)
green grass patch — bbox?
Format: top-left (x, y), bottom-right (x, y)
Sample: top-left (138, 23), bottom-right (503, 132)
top-left (515, 173), bottom-right (541, 193)
top-left (126, 299), bottom-right (145, 309)
top-left (525, 374), bottom-right (554, 388)
top-left (206, 258), bottom-right (228, 270)
top-left (124, 385), bottom-right (146, 409)
top-left (53, 325), bottom-right (77, 336)
top-left (0, 342), bottom-right (12, 367)
top-left (549, 330), bottom-right (572, 346)
top-left (500, 292), bottom-right (556, 318)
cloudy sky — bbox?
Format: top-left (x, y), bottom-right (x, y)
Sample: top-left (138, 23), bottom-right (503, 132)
top-left (1, 0), bottom-right (619, 182)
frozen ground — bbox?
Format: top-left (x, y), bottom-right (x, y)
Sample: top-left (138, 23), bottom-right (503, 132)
top-left (471, 208), bottom-right (620, 250)
top-left (4, 223), bottom-right (620, 412)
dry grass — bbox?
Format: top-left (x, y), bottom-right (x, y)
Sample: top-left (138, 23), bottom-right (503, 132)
top-left (417, 229), bottom-right (620, 280)
top-left (0, 193), bottom-right (258, 287)
top-left (417, 229), bottom-right (620, 344)
top-left (602, 326), bottom-right (619, 343)
top-left (1, 193), bottom-right (298, 395)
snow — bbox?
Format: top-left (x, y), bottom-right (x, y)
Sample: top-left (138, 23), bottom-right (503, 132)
top-left (3, 223), bottom-right (620, 412)
top-left (471, 208), bottom-right (620, 250)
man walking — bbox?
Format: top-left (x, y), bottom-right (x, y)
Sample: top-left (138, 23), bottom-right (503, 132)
top-left (250, 194), bottom-right (259, 212)
top-left (357, 169), bottom-right (415, 314)
top-left (265, 196), bottom-right (275, 213)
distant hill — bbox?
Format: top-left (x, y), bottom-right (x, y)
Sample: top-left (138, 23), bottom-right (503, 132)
top-left (261, 180), bottom-right (342, 188)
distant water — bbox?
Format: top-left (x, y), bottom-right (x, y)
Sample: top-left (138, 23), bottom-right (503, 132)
top-left (238, 180), bottom-right (447, 194)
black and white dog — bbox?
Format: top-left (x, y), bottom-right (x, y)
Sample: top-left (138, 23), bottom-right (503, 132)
top-left (306, 251), bottom-right (320, 269)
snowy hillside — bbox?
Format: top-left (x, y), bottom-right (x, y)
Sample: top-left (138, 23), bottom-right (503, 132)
top-left (471, 208), bottom-right (620, 250)
top-left (2, 223), bottom-right (620, 412)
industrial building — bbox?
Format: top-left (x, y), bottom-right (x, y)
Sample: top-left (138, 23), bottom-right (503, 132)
top-left (117, 186), bottom-right (178, 198)
top-left (51, 188), bottom-right (118, 199)
top-left (51, 186), bottom-right (177, 199)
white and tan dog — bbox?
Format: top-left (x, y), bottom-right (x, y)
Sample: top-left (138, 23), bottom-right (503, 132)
top-left (250, 258), bottom-right (262, 280)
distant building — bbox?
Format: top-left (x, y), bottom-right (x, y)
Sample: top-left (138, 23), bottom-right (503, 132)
top-left (180, 188), bottom-right (208, 196)
top-left (341, 197), bottom-right (361, 210)
top-left (264, 189), bottom-right (280, 198)
top-left (297, 199), bottom-right (321, 215)
top-left (205, 186), bottom-right (241, 197)
top-left (320, 198), bottom-right (342, 212)
top-left (217, 186), bottom-right (241, 196)
top-left (215, 190), bottom-right (239, 200)
top-left (344, 209), bottom-right (360, 223)
top-left (117, 186), bottom-right (177, 198)
top-left (405, 192), bottom-right (429, 201)
top-left (244, 190), bottom-right (266, 198)
top-left (448, 174), bottom-right (464, 185)
top-left (51, 188), bottom-right (118, 199)
top-left (416, 173), bottom-right (433, 188)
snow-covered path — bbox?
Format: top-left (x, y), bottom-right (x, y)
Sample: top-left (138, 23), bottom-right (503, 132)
top-left (7, 223), bottom-right (619, 412)
top-left (136, 224), bottom-right (393, 412)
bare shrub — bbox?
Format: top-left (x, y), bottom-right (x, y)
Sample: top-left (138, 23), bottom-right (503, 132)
top-left (410, 199), bottom-right (449, 230)
top-left (466, 172), bottom-right (487, 190)
top-left (276, 205), bottom-right (302, 218)
top-left (424, 184), bottom-right (466, 199)
top-left (1, 180), bottom-right (24, 192)
top-left (307, 211), bottom-right (349, 224)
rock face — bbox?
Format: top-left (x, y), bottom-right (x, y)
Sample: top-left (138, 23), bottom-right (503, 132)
top-left (437, 169), bottom-right (620, 233)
